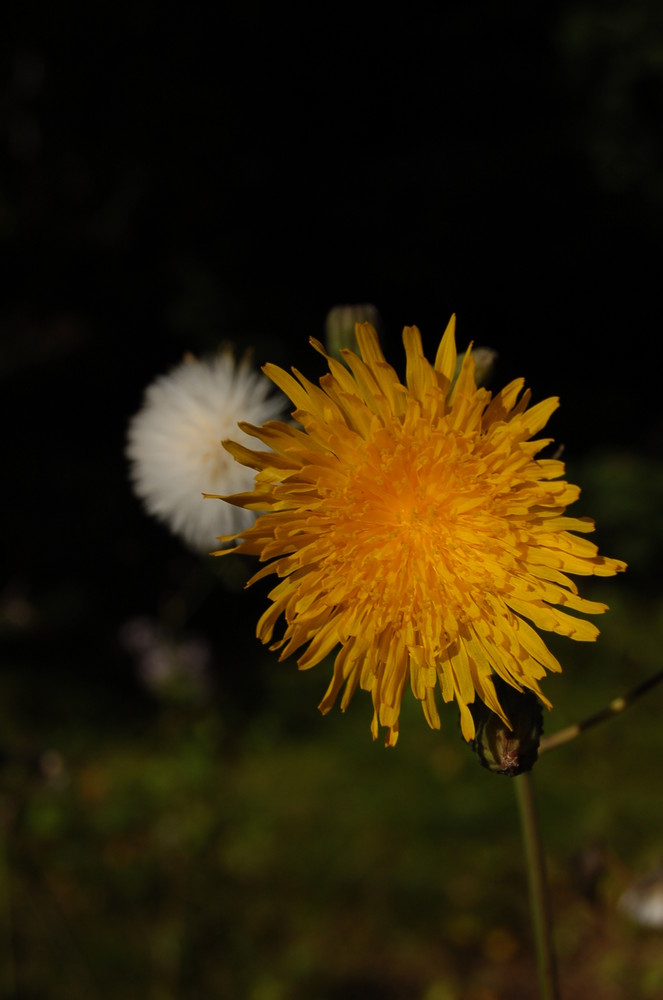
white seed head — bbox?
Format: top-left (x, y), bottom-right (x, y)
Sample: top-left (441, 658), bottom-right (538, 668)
top-left (127, 350), bottom-right (285, 552)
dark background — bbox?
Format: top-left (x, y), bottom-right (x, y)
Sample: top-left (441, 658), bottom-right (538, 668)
top-left (1, 5), bottom-right (663, 997)
top-left (3, 2), bottom-right (662, 618)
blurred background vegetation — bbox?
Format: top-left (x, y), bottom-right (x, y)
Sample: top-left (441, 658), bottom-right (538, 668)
top-left (2, 2), bottom-right (663, 997)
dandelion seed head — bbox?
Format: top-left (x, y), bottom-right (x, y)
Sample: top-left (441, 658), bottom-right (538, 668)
top-left (127, 350), bottom-right (285, 551)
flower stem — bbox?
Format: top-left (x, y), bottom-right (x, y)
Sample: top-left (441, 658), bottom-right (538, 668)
top-left (514, 772), bottom-right (560, 1000)
top-left (539, 667), bottom-right (663, 754)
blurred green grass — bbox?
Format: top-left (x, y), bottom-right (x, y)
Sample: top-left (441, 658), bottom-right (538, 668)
top-left (2, 450), bottom-right (663, 1000)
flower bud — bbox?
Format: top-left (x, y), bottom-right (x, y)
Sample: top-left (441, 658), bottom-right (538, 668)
top-left (324, 304), bottom-right (382, 359)
top-left (470, 681), bottom-right (543, 776)
top-left (471, 346), bottom-right (498, 387)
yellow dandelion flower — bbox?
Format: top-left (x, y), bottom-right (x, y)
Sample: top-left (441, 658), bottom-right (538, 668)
top-left (210, 317), bottom-right (626, 746)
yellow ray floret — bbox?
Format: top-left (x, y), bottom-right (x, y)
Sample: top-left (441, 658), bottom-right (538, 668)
top-left (209, 317), bottom-right (626, 746)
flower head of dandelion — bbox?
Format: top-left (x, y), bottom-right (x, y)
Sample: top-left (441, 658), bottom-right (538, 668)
top-left (211, 317), bottom-right (626, 745)
top-left (127, 349), bottom-right (284, 552)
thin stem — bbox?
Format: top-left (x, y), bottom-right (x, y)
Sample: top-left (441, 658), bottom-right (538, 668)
top-left (539, 667), bottom-right (663, 754)
top-left (514, 772), bottom-right (560, 1000)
